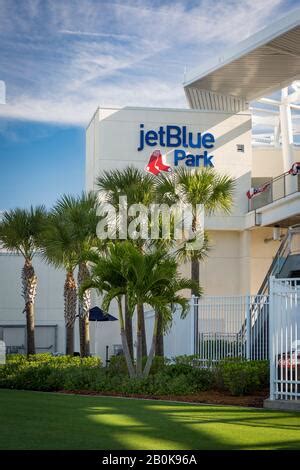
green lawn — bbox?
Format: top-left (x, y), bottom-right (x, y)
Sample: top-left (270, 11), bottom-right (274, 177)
top-left (0, 389), bottom-right (299, 450)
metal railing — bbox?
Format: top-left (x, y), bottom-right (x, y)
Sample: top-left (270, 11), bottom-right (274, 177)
top-left (248, 171), bottom-right (300, 212)
top-left (247, 226), bottom-right (300, 361)
top-left (269, 277), bottom-right (300, 401)
top-left (256, 225), bottom-right (300, 297)
top-left (193, 295), bottom-right (269, 362)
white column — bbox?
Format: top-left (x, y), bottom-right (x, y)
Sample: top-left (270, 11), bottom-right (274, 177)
top-left (280, 87), bottom-right (297, 196)
top-left (280, 87), bottom-right (294, 172)
top-left (269, 276), bottom-right (275, 401)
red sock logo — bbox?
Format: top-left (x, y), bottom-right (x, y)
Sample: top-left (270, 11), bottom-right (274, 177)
top-left (155, 152), bottom-right (172, 173)
top-left (145, 151), bottom-right (160, 175)
top-left (145, 150), bottom-right (172, 175)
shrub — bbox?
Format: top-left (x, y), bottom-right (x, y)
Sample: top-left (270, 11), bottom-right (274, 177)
top-left (0, 363), bottom-right (65, 391)
top-left (62, 367), bottom-right (102, 390)
top-left (0, 354), bottom-right (269, 397)
top-left (142, 355), bottom-right (168, 374)
top-left (108, 355), bottom-right (167, 377)
top-left (6, 353), bottom-right (102, 368)
top-left (0, 354), bottom-right (102, 391)
top-left (171, 355), bottom-right (200, 366)
top-left (156, 365), bottom-right (213, 393)
top-left (107, 355), bottom-right (129, 376)
top-left (214, 359), bottom-right (269, 396)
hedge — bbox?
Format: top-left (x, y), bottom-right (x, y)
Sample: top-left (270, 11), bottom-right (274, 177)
top-left (0, 354), bottom-right (269, 396)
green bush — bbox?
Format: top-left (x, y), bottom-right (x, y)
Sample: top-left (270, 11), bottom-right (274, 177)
top-left (171, 355), bottom-right (199, 366)
top-left (62, 367), bottom-right (102, 391)
top-left (0, 354), bottom-right (269, 397)
top-left (142, 355), bottom-right (168, 374)
top-left (215, 359), bottom-right (269, 396)
top-left (6, 353), bottom-right (102, 368)
top-left (0, 363), bottom-right (65, 391)
top-left (108, 355), bottom-right (167, 377)
top-left (107, 355), bottom-right (128, 376)
top-left (0, 354), bottom-right (102, 391)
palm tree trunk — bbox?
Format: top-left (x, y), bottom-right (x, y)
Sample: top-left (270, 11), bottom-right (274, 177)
top-left (191, 257), bottom-right (200, 293)
top-left (79, 315), bottom-right (90, 357)
top-left (79, 318), bottom-right (84, 356)
top-left (25, 302), bottom-right (35, 356)
top-left (136, 246), bottom-right (147, 357)
top-left (78, 263), bottom-right (91, 357)
top-left (155, 310), bottom-right (164, 356)
top-left (66, 325), bottom-right (74, 356)
top-left (124, 295), bottom-right (133, 359)
top-left (143, 311), bottom-right (159, 377)
top-left (117, 298), bottom-right (135, 378)
top-left (64, 270), bottom-right (77, 355)
top-left (191, 211), bottom-right (200, 355)
top-left (136, 303), bottom-right (144, 377)
top-left (191, 212), bottom-right (200, 292)
top-left (22, 259), bottom-right (37, 356)
top-left (140, 303), bottom-right (147, 357)
top-left (191, 255), bottom-right (199, 355)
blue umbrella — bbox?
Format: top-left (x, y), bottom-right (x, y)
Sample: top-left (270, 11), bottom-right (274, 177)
top-left (89, 307), bottom-right (118, 357)
top-left (89, 306), bottom-right (117, 322)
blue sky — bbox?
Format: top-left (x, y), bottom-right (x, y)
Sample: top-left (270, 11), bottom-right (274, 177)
top-left (0, 0), bottom-right (299, 209)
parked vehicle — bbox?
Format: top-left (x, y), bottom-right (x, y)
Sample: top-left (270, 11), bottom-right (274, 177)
top-left (277, 340), bottom-right (300, 396)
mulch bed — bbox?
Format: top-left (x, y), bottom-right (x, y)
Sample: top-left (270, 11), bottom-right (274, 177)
top-left (58, 389), bottom-right (269, 408)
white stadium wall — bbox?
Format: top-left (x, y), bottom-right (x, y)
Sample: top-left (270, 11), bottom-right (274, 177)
top-left (86, 107), bottom-right (252, 224)
top-left (0, 253), bottom-right (121, 361)
top-left (86, 106), bottom-right (256, 295)
top-left (252, 147), bottom-right (300, 178)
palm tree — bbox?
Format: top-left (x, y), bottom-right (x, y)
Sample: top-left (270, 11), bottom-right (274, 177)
top-left (40, 211), bottom-right (78, 355)
top-left (155, 167), bottom-right (235, 292)
top-left (53, 192), bottom-right (99, 357)
top-left (142, 270), bottom-right (200, 377)
top-left (80, 242), bottom-right (135, 377)
top-left (96, 166), bottom-right (156, 359)
top-left (155, 168), bottom-right (234, 355)
top-left (0, 206), bottom-right (47, 355)
top-left (82, 241), bottom-right (199, 378)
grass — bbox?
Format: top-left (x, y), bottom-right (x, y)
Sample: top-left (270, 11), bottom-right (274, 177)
top-left (0, 389), bottom-right (299, 450)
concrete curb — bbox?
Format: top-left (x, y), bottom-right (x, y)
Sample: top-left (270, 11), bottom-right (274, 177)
top-left (264, 399), bottom-right (300, 412)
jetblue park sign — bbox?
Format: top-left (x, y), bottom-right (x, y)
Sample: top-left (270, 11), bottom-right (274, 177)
top-left (137, 124), bottom-right (215, 167)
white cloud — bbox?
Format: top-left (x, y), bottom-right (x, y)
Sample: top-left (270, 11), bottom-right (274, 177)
top-left (0, 0), bottom-right (289, 126)
top-left (0, 79), bottom-right (186, 125)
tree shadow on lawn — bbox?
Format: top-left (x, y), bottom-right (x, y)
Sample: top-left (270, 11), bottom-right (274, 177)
top-left (236, 440), bottom-right (300, 450)
top-left (0, 391), bottom-right (299, 450)
top-left (152, 405), bottom-right (300, 432)
top-left (83, 398), bottom-right (300, 450)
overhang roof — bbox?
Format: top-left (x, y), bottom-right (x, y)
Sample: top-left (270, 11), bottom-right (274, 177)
top-left (184, 8), bottom-right (300, 111)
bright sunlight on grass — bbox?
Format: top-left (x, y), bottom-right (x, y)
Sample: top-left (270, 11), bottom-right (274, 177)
top-left (0, 389), bottom-right (299, 450)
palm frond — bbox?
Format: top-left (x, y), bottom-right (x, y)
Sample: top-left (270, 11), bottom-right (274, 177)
top-left (96, 166), bottom-right (156, 208)
top-left (0, 206), bottom-right (48, 259)
top-left (175, 229), bottom-right (210, 264)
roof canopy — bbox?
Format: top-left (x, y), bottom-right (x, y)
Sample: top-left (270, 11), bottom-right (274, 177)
top-left (184, 9), bottom-right (300, 112)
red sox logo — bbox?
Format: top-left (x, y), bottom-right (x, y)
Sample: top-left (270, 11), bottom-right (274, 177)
top-left (145, 149), bottom-right (172, 176)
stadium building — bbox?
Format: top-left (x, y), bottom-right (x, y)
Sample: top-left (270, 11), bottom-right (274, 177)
top-left (1, 9), bottom-right (300, 371)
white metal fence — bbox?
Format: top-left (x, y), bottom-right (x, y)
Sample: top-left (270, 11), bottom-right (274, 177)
top-left (146, 281), bottom-right (299, 402)
top-left (269, 277), bottom-right (300, 401)
top-left (192, 295), bottom-right (269, 363)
